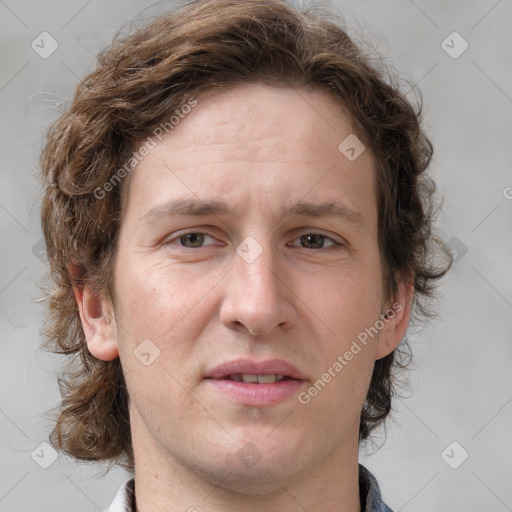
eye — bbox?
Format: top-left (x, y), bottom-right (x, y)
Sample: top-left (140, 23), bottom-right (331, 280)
top-left (166, 232), bottom-right (218, 248)
top-left (289, 233), bottom-right (342, 250)
top-left (163, 231), bottom-right (343, 250)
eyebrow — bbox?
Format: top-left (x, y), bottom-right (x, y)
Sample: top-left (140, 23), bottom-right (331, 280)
top-left (140, 198), bottom-right (366, 226)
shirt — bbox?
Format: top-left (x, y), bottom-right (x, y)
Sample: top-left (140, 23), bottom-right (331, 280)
top-left (104, 464), bottom-right (393, 512)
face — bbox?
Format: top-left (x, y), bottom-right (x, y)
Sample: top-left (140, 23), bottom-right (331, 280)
top-left (80, 83), bottom-right (411, 494)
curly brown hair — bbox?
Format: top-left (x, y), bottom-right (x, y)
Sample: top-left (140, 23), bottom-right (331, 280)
top-left (38, 0), bottom-right (451, 474)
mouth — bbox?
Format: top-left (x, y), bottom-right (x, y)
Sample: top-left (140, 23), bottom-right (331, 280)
top-left (210, 373), bottom-right (297, 384)
top-left (204, 359), bottom-right (307, 406)
top-left (205, 358), bottom-right (307, 381)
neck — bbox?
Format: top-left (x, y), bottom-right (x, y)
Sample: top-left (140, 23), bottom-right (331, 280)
top-left (130, 408), bottom-right (362, 512)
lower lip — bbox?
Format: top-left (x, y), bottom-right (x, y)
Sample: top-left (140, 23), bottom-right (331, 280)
top-left (205, 378), bottom-right (305, 406)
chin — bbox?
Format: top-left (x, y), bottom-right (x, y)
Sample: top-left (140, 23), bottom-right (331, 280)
top-left (193, 432), bottom-right (310, 495)
top-left (206, 458), bottom-right (296, 496)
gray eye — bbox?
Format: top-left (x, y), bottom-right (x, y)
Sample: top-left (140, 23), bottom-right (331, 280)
top-left (297, 234), bottom-right (337, 249)
top-left (179, 233), bottom-right (206, 248)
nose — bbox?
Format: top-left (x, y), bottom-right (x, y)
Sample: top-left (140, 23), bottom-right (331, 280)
top-left (219, 237), bottom-right (298, 336)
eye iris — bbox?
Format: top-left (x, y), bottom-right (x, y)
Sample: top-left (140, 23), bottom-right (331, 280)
top-left (180, 233), bottom-right (204, 247)
top-left (301, 234), bottom-right (324, 249)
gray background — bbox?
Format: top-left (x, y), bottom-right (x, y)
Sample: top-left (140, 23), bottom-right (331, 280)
top-left (1, 0), bottom-right (511, 510)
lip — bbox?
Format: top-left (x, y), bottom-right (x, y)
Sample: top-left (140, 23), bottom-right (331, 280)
top-left (205, 358), bottom-right (307, 380)
top-left (204, 358), bottom-right (308, 407)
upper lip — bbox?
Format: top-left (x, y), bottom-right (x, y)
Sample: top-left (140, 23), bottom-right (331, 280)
top-left (205, 358), bottom-right (307, 380)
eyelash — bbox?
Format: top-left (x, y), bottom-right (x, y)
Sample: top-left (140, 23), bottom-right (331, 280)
top-left (163, 231), bottom-right (344, 251)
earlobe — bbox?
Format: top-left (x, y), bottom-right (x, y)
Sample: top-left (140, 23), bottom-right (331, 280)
top-left (375, 280), bottom-right (414, 360)
top-left (67, 261), bottom-right (119, 361)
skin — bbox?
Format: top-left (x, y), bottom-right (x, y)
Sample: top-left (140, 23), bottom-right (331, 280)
top-left (71, 83), bottom-right (412, 512)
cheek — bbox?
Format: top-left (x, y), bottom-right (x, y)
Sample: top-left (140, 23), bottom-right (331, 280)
top-left (305, 263), bottom-right (383, 336)
top-left (114, 254), bottom-right (203, 329)
top-left (300, 261), bottom-right (382, 398)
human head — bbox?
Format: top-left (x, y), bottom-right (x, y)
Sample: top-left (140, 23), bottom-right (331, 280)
top-left (39, 0), bottom-right (451, 474)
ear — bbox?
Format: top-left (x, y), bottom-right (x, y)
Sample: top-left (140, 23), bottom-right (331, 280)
top-left (375, 277), bottom-right (414, 360)
top-left (67, 261), bottom-right (119, 361)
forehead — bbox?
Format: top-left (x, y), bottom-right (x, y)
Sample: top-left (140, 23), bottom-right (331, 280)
top-left (122, 83), bottom-right (377, 225)
top-left (161, 83), bottom-right (361, 161)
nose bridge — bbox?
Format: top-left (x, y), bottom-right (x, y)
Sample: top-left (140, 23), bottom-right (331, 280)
top-left (235, 234), bottom-right (280, 303)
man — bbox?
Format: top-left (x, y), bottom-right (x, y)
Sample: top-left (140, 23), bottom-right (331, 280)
top-left (39, 1), bottom-right (451, 511)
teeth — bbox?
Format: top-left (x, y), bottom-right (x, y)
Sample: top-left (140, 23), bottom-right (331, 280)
top-left (227, 374), bottom-right (287, 383)
top-left (257, 374), bottom-right (276, 383)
